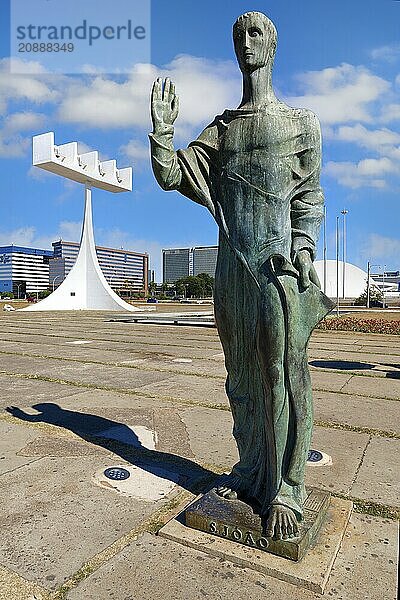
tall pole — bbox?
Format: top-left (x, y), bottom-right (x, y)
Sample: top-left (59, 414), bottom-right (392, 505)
top-left (341, 209), bottom-right (348, 299)
top-left (366, 261), bottom-right (370, 309)
top-left (336, 215), bottom-right (340, 316)
top-left (382, 265), bottom-right (386, 308)
top-left (323, 205), bottom-right (327, 294)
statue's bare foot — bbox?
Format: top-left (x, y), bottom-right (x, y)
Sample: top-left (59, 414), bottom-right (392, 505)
top-left (215, 485), bottom-right (237, 500)
top-left (265, 505), bottom-right (299, 540)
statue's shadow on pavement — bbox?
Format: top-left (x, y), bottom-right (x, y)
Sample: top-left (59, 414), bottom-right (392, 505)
top-left (309, 359), bottom-right (400, 379)
top-left (6, 403), bottom-right (219, 495)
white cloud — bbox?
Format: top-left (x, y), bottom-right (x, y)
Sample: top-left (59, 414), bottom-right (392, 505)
top-left (380, 103), bottom-right (400, 123)
top-left (0, 58), bottom-right (60, 115)
top-left (0, 55), bottom-right (395, 138)
top-left (334, 124), bottom-right (400, 149)
top-left (324, 158), bottom-right (396, 189)
top-left (357, 157), bottom-right (397, 176)
top-left (0, 221), bottom-right (83, 251)
top-left (27, 165), bottom-right (52, 180)
top-left (286, 63), bottom-right (390, 125)
top-left (0, 110), bottom-right (47, 158)
top-left (120, 139), bottom-right (149, 167)
top-left (57, 56), bottom-right (240, 139)
top-left (361, 233), bottom-right (400, 263)
top-left (0, 226), bottom-right (37, 247)
top-left (57, 221), bottom-right (82, 241)
top-left (0, 134), bottom-right (30, 158)
top-left (0, 58), bottom-right (63, 158)
top-left (329, 124), bottom-right (400, 163)
top-left (2, 111), bottom-right (45, 133)
top-left (370, 44), bottom-right (400, 63)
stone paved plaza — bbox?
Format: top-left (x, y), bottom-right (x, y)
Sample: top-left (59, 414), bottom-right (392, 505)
top-left (0, 308), bottom-right (398, 599)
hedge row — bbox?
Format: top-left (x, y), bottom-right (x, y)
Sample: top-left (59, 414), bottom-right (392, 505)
top-left (317, 316), bottom-right (400, 335)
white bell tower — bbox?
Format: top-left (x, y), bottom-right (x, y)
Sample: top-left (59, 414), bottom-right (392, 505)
top-left (22, 132), bottom-right (141, 312)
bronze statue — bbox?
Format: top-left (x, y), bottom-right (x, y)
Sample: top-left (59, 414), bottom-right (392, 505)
top-left (150, 11), bottom-right (333, 542)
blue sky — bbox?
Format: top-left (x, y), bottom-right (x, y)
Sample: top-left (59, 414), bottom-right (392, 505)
top-left (0, 0), bottom-right (399, 279)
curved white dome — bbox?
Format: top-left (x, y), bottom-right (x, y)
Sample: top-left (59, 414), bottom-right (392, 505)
top-left (314, 260), bottom-right (375, 298)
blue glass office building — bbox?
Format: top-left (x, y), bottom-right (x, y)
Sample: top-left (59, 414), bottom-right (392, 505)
top-left (0, 245), bottom-right (53, 296)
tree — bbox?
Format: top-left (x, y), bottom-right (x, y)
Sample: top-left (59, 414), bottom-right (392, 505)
top-left (354, 285), bottom-right (383, 307)
top-left (149, 281), bottom-right (157, 296)
top-left (161, 282), bottom-right (169, 294)
top-left (38, 290), bottom-right (51, 299)
top-left (196, 272), bottom-right (214, 297)
top-left (175, 274), bottom-right (214, 298)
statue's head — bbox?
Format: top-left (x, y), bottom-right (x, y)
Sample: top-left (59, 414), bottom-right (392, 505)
top-left (233, 12), bottom-right (277, 74)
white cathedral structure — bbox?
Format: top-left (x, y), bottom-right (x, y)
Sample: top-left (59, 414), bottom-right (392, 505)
top-left (22, 132), bottom-right (141, 312)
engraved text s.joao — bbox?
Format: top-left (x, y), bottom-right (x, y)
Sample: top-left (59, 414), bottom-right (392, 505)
top-left (208, 520), bottom-right (269, 550)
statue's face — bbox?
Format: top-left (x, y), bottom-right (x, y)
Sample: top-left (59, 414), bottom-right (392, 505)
top-left (233, 15), bottom-right (273, 73)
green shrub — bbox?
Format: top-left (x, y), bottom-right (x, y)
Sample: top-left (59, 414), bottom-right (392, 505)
top-left (354, 285), bottom-right (383, 307)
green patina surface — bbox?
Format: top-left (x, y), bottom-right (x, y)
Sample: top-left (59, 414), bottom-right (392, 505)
top-left (150, 11), bottom-right (334, 545)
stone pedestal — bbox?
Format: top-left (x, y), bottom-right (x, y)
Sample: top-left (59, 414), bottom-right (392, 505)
top-left (158, 492), bottom-right (353, 593)
top-left (185, 488), bottom-right (329, 562)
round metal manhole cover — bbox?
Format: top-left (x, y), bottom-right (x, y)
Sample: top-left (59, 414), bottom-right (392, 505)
top-left (104, 467), bottom-right (131, 481)
top-left (308, 449), bottom-right (323, 463)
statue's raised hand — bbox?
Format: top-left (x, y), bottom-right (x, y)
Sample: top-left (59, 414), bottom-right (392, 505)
top-left (151, 77), bottom-right (179, 133)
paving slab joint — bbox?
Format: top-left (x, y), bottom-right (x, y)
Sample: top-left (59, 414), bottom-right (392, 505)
top-left (349, 435), bottom-right (372, 491)
top-left (49, 490), bottom-right (194, 600)
top-left (332, 492), bottom-right (400, 521)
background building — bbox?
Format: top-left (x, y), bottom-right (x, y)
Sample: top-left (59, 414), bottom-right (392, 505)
top-left (0, 245), bottom-right (53, 296)
top-left (314, 260), bottom-right (378, 299)
top-left (162, 248), bottom-right (191, 283)
top-left (163, 246), bottom-right (218, 283)
top-left (192, 246), bottom-right (218, 277)
top-left (371, 270), bottom-right (400, 294)
top-left (50, 240), bottom-right (148, 296)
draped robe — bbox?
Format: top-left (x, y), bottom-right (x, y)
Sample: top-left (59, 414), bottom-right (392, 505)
top-left (150, 102), bottom-right (334, 520)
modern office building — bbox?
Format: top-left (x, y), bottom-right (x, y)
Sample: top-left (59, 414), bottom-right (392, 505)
top-left (371, 270), bottom-right (400, 293)
top-left (192, 246), bottom-right (218, 277)
top-left (0, 245), bottom-right (53, 296)
top-left (162, 246), bottom-right (218, 283)
top-left (162, 248), bottom-right (191, 283)
top-left (50, 240), bottom-right (148, 295)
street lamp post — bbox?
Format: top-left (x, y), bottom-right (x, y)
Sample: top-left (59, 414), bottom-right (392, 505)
top-left (52, 275), bottom-right (61, 291)
top-left (335, 215), bottom-right (340, 316)
top-left (370, 264), bottom-right (386, 309)
top-left (341, 209), bottom-right (348, 299)
top-left (323, 205), bottom-right (327, 295)
top-left (382, 264), bottom-right (387, 308)
top-left (16, 283), bottom-right (23, 299)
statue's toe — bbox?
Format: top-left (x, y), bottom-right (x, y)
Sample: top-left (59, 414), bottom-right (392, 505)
top-left (215, 485), bottom-right (238, 500)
